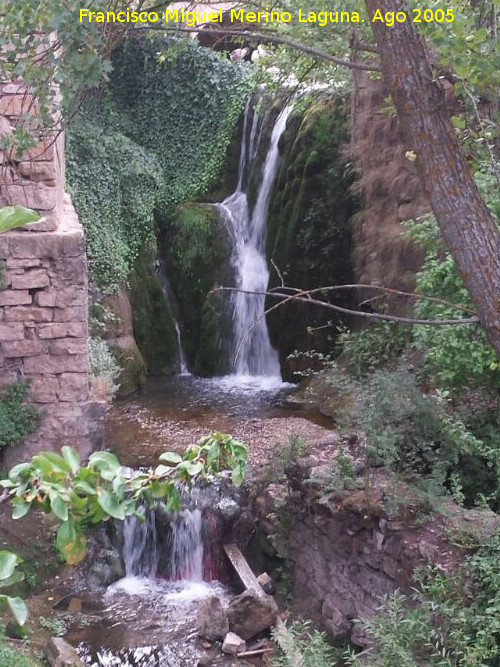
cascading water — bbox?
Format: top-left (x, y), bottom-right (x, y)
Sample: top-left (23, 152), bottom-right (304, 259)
top-left (218, 98), bottom-right (292, 379)
top-left (120, 507), bottom-right (203, 584)
top-left (157, 263), bottom-right (190, 375)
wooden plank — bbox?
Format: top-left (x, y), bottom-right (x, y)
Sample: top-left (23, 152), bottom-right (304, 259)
top-left (223, 543), bottom-right (304, 667)
top-left (223, 543), bottom-right (267, 597)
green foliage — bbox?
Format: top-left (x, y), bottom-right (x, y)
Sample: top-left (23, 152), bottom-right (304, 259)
top-left (0, 552), bottom-right (28, 626)
top-left (355, 369), bottom-right (486, 491)
top-left (0, 627), bottom-right (37, 667)
top-left (0, 383), bottom-right (39, 450)
top-left (0, 433), bottom-right (247, 565)
top-left (350, 531), bottom-right (500, 666)
top-left (67, 37), bottom-right (250, 292)
top-left (271, 620), bottom-right (337, 667)
top-left (165, 203), bottom-right (232, 373)
top-left (38, 616), bottom-right (67, 637)
top-left (340, 322), bottom-right (412, 379)
top-left (406, 199), bottom-right (500, 392)
top-left (67, 118), bottom-right (161, 293)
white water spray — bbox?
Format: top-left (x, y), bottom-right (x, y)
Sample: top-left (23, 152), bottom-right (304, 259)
top-left (219, 100), bottom-right (292, 378)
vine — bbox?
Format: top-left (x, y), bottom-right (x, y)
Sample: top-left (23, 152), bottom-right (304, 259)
top-left (67, 37), bottom-right (251, 292)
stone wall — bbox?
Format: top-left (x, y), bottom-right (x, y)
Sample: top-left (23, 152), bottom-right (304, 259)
top-left (0, 81), bottom-right (105, 465)
top-left (253, 443), bottom-right (485, 646)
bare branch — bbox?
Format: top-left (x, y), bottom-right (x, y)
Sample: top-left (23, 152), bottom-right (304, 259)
top-left (136, 25), bottom-right (383, 72)
top-left (215, 286), bottom-right (480, 325)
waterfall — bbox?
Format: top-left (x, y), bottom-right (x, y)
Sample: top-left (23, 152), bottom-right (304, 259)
top-left (218, 98), bottom-right (292, 378)
top-left (157, 263), bottom-right (190, 376)
top-left (121, 508), bottom-right (203, 582)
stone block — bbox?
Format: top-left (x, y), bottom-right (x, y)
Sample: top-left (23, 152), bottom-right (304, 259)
top-left (1, 83), bottom-right (28, 95)
top-left (5, 306), bottom-right (53, 322)
top-left (17, 161), bottom-right (56, 182)
top-left (35, 290), bottom-right (56, 307)
top-left (2, 340), bottom-right (45, 358)
top-left (54, 306), bottom-right (87, 323)
top-left (37, 322), bottom-right (86, 339)
top-left (55, 288), bottom-right (87, 308)
top-left (23, 353), bottom-right (87, 374)
top-left (50, 339), bottom-right (87, 355)
top-left (49, 256), bottom-right (87, 285)
top-left (21, 140), bottom-right (55, 162)
top-left (0, 290), bottom-right (31, 306)
top-left (0, 323), bottom-right (25, 340)
top-left (5, 258), bottom-right (41, 269)
top-left (58, 373), bottom-right (89, 402)
top-left (0, 94), bottom-right (37, 116)
top-left (45, 635), bottom-right (84, 667)
top-left (8, 229), bottom-right (85, 260)
top-left (30, 376), bottom-right (58, 403)
top-left (222, 632), bottom-right (246, 655)
top-left (11, 269), bottom-right (50, 289)
top-left (2, 182), bottom-right (56, 211)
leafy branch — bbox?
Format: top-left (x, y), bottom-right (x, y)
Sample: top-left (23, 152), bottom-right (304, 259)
top-left (0, 432), bottom-right (247, 565)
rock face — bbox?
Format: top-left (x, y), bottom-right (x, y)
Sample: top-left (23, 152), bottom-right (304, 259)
top-left (196, 595), bottom-right (229, 641)
top-left (227, 589), bottom-right (278, 640)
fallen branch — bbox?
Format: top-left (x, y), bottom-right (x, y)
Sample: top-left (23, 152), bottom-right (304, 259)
top-left (238, 647), bottom-right (274, 657)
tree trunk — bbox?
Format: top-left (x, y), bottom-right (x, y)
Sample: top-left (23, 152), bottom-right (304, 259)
top-left (365, 0), bottom-right (500, 354)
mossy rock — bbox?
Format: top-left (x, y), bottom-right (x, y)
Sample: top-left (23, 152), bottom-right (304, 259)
top-left (161, 203), bottom-right (232, 375)
top-left (265, 94), bottom-right (359, 376)
top-left (129, 248), bottom-right (179, 374)
top-left (111, 341), bottom-right (147, 397)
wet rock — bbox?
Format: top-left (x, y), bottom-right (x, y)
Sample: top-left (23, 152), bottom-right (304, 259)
top-left (45, 637), bottom-right (84, 666)
top-left (222, 631), bottom-right (247, 655)
top-left (197, 595), bottom-right (229, 640)
top-left (257, 572), bottom-right (276, 595)
top-left (227, 589), bottom-right (279, 640)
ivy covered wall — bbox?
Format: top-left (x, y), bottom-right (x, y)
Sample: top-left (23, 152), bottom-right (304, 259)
top-left (66, 36), bottom-right (250, 374)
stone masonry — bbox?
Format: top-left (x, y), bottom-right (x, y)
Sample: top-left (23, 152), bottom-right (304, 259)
top-left (0, 80), bottom-right (105, 466)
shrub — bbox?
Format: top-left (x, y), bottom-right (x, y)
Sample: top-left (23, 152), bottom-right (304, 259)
top-left (0, 383), bottom-right (39, 450)
top-left (88, 338), bottom-right (121, 401)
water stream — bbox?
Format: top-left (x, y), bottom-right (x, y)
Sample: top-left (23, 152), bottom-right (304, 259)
top-left (218, 98), bottom-right (292, 381)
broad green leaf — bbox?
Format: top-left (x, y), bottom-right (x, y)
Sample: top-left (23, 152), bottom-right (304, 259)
top-left (97, 490), bottom-right (126, 520)
top-left (154, 464), bottom-right (175, 477)
top-left (0, 571), bottom-right (24, 589)
top-left (7, 463), bottom-right (32, 481)
top-left (0, 205), bottom-right (40, 234)
top-left (11, 499), bottom-right (30, 519)
top-left (158, 452), bottom-right (183, 465)
top-left (49, 491), bottom-right (69, 522)
top-left (232, 461), bottom-right (246, 487)
top-left (57, 524), bottom-right (87, 566)
top-left (0, 595), bottom-right (28, 625)
top-left (178, 460), bottom-right (204, 477)
top-left (61, 446), bottom-right (80, 473)
top-left (0, 551), bottom-right (18, 581)
top-left (89, 451), bottom-right (121, 479)
top-left (73, 480), bottom-right (98, 495)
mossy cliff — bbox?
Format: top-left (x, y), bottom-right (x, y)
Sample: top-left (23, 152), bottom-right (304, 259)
top-left (128, 248), bottom-right (179, 374)
top-left (265, 95), bottom-right (358, 372)
top-left (161, 203), bottom-right (232, 376)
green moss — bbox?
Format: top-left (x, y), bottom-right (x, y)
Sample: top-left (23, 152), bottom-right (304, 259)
top-left (129, 251), bottom-right (178, 375)
top-left (110, 343), bottom-right (146, 397)
top-left (162, 203), bottom-right (232, 375)
top-left (0, 382), bottom-right (39, 450)
top-left (265, 95), bottom-right (358, 374)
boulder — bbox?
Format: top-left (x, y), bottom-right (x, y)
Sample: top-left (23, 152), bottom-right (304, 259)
top-left (222, 631), bottom-right (246, 655)
top-left (45, 637), bottom-right (84, 667)
top-left (257, 572), bottom-right (276, 595)
top-left (227, 589), bottom-right (279, 640)
top-left (197, 595), bottom-right (229, 641)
